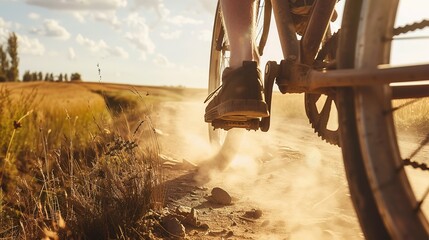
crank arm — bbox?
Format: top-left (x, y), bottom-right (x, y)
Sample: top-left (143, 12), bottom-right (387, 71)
top-left (260, 61), bottom-right (280, 132)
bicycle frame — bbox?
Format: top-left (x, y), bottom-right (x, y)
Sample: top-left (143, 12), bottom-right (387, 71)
top-left (265, 0), bottom-right (429, 96)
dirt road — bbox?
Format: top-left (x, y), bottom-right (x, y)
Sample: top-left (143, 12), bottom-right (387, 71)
top-left (153, 90), bottom-right (363, 239)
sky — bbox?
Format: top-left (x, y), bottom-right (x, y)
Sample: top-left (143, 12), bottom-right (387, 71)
top-left (0, 0), bottom-right (428, 88)
top-left (0, 0), bottom-right (217, 88)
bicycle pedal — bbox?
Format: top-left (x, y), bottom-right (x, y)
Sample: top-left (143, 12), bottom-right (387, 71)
top-left (212, 119), bottom-right (260, 131)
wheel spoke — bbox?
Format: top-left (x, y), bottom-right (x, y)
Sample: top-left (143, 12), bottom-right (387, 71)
top-left (415, 187), bottom-right (429, 212)
top-left (393, 36), bottom-right (429, 40)
top-left (256, 1), bottom-right (264, 40)
top-left (386, 98), bottom-right (422, 114)
top-left (407, 132), bottom-right (429, 160)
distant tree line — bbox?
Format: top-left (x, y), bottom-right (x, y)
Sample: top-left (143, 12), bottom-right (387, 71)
top-left (0, 32), bottom-right (82, 82)
top-left (22, 71), bottom-right (82, 82)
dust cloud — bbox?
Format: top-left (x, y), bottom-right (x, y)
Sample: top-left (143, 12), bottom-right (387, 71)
top-left (197, 128), bottom-right (362, 239)
top-left (154, 93), bottom-right (363, 239)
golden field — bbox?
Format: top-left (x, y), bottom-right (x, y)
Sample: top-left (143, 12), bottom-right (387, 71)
top-left (0, 81), bottom-right (427, 239)
top-left (0, 81), bottom-right (202, 239)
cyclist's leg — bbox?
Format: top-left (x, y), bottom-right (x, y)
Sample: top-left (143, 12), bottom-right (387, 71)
top-left (220, 0), bottom-right (259, 69)
top-left (204, 0), bottom-right (268, 123)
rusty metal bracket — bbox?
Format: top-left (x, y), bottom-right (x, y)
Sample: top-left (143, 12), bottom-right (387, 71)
top-left (275, 60), bottom-right (429, 95)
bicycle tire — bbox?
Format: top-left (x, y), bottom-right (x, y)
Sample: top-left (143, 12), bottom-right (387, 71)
top-left (207, 2), bottom-right (226, 146)
top-left (337, 0), bottom-right (429, 239)
top-left (207, 0), bottom-right (265, 146)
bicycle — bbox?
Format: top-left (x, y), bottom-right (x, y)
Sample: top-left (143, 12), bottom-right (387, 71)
top-left (207, 0), bottom-right (429, 239)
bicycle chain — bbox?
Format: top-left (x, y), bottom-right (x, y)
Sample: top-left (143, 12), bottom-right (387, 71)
top-left (393, 19), bottom-right (429, 36)
top-left (403, 159), bottom-right (429, 172)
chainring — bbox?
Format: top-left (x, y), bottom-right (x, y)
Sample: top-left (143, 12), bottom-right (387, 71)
top-left (305, 93), bottom-right (339, 146)
top-left (305, 31), bottom-right (340, 146)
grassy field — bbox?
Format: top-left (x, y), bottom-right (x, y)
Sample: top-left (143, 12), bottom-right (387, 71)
top-left (0, 81), bottom-right (200, 239)
top-left (0, 81), bottom-right (427, 239)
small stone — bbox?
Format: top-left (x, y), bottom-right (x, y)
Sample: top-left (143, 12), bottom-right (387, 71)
top-left (175, 206), bottom-right (192, 216)
top-left (243, 209), bottom-right (263, 219)
top-left (161, 215), bottom-right (186, 238)
top-left (225, 230), bottom-right (234, 238)
top-left (183, 208), bottom-right (199, 227)
top-left (208, 229), bottom-right (227, 236)
top-left (210, 187), bottom-right (232, 205)
top-left (199, 223), bottom-right (210, 230)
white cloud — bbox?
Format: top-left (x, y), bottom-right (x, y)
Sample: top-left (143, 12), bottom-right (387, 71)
top-left (124, 13), bottom-right (155, 58)
top-left (92, 11), bottom-right (121, 29)
top-left (75, 34), bottom-right (129, 59)
top-left (199, 0), bottom-right (217, 14)
top-left (31, 19), bottom-right (71, 40)
top-left (26, 0), bottom-right (127, 10)
top-left (132, 0), bottom-right (168, 17)
top-left (167, 15), bottom-right (203, 26)
top-left (160, 30), bottom-right (181, 40)
top-left (28, 12), bottom-right (40, 20)
top-left (133, 0), bottom-right (203, 26)
top-left (0, 17), bottom-right (13, 40)
top-left (107, 46), bottom-right (129, 59)
top-left (152, 54), bottom-right (173, 66)
top-left (76, 34), bottom-right (107, 52)
top-left (197, 29), bottom-right (211, 42)
top-left (72, 11), bottom-right (121, 29)
top-left (68, 47), bottom-right (76, 60)
top-left (125, 32), bottom-right (155, 59)
top-left (125, 12), bottom-right (150, 28)
top-left (72, 12), bottom-right (85, 23)
top-left (18, 34), bottom-right (45, 55)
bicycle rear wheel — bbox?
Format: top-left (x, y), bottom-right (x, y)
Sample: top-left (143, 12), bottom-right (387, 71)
top-left (338, 0), bottom-right (429, 239)
top-left (207, 0), bottom-right (267, 146)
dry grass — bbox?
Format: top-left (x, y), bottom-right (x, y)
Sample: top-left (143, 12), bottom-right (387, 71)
top-left (272, 92), bottom-right (429, 134)
top-left (271, 92), bottom-right (307, 120)
top-left (0, 82), bottom-right (165, 239)
top-left (393, 97), bottom-right (429, 134)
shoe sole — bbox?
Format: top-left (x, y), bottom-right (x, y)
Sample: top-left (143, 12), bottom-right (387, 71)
top-left (205, 99), bottom-right (269, 122)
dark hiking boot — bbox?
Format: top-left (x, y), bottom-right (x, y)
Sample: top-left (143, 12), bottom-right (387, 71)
top-left (204, 61), bottom-right (269, 123)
